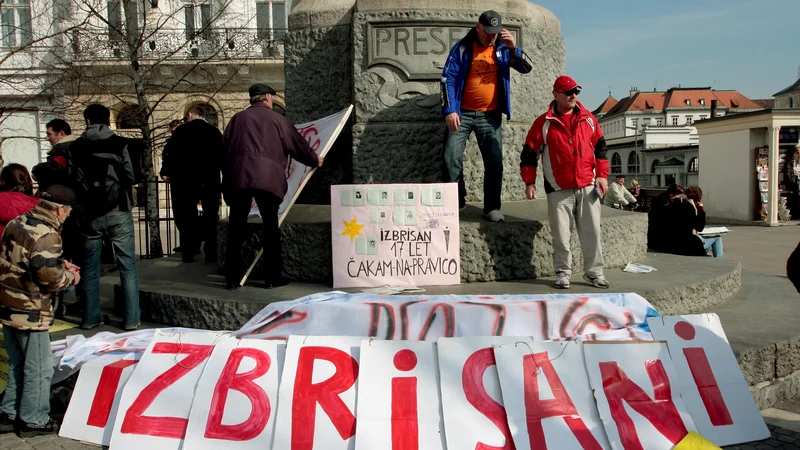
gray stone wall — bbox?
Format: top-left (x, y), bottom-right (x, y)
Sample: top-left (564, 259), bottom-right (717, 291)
top-left (351, 9), bottom-right (564, 202)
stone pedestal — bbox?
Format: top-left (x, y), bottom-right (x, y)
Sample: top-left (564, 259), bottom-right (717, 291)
top-left (286, 0), bottom-right (564, 204)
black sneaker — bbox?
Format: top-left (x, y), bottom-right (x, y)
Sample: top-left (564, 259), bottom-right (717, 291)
top-left (0, 413), bottom-right (15, 433)
top-left (18, 418), bottom-right (59, 438)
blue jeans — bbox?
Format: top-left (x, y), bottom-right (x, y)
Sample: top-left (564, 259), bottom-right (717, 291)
top-left (78, 211), bottom-right (140, 328)
top-left (0, 328), bottom-right (52, 426)
top-left (698, 235), bottom-right (724, 258)
top-left (443, 110), bottom-right (503, 213)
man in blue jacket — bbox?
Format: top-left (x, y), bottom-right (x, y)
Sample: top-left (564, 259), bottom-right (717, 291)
top-left (441, 10), bottom-right (533, 222)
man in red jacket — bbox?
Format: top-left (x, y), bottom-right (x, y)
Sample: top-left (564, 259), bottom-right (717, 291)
top-left (519, 76), bottom-right (610, 289)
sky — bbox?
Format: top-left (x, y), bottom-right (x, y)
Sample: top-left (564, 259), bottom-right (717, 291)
top-left (532, 0), bottom-right (800, 111)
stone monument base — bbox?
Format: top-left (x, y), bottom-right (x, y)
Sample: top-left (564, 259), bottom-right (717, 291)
top-left (216, 200), bottom-right (648, 283)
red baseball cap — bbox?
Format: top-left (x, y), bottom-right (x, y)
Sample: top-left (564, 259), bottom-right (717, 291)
top-left (553, 75), bottom-right (582, 92)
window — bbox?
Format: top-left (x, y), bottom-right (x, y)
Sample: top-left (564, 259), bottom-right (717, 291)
top-left (685, 116), bottom-right (693, 125)
top-left (53, 0), bottom-right (69, 21)
top-left (1, 0), bottom-right (32, 47)
top-left (610, 152), bottom-right (622, 174)
top-left (651, 159), bottom-right (660, 174)
top-left (699, 99), bottom-right (705, 106)
top-left (116, 104), bottom-right (146, 129)
top-left (672, 116), bottom-right (678, 126)
top-left (107, 0), bottom-right (122, 41)
top-left (188, 102), bottom-right (219, 128)
top-left (688, 157), bottom-right (699, 173)
top-left (698, 115), bottom-right (707, 120)
top-left (184, 6), bottom-right (195, 40)
top-left (632, 119), bottom-right (638, 130)
top-left (790, 97), bottom-right (795, 108)
top-left (656, 118), bottom-right (663, 126)
top-left (256, 1), bottom-right (286, 40)
top-left (685, 99), bottom-right (691, 106)
top-left (185, 4), bottom-right (213, 40)
top-left (627, 151), bottom-right (640, 174)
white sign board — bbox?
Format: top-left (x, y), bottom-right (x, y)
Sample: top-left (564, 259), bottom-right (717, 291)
top-left (272, 336), bottom-right (363, 450)
top-left (583, 342), bottom-right (697, 450)
top-left (494, 341), bottom-right (611, 450)
top-left (59, 355), bottom-right (140, 446)
top-left (648, 314), bottom-right (770, 446)
top-left (184, 339), bottom-right (286, 450)
top-left (354, 340), bottom-right (445, 450)
top-left (437, 337), bottom-right (521, 450)
top-left (108, 331), bottom-right (224, 450)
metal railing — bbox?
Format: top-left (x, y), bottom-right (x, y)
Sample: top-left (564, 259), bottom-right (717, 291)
top-left (69, 27), bottom-right (286, 61)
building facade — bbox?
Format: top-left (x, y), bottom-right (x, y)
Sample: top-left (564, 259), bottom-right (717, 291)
top-left (0, 0), bottom-right (291, 172)
top-left (774, 78), bottom-right (800, 109)
top-left (595, 86), bottom-right (762, 188)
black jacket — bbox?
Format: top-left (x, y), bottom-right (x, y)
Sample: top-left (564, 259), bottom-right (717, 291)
top-left (161, 118), bottom-right (223, 188)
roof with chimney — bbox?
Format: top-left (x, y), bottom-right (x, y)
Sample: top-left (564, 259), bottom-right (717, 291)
top-left (774, 78), bottom-right (800, 96)
top-left (599, 87), bottom-right (763, 119)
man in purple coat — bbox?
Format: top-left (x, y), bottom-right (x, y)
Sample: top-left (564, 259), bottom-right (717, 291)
top-left (222, 83), bottom-right (323, 290)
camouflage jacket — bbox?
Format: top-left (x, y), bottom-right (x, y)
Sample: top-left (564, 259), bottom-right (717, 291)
top-left (0, 204), bottom-right (75, 331)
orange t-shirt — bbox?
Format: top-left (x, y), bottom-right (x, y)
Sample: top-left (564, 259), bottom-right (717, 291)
top-left (460, 42), bottom-right (499, 111)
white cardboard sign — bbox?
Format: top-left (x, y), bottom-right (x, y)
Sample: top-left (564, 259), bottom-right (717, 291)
top-left (583, 342), bottom-right (697, 450)
top-left (272, 336), bottom-right (363, 450)
top-left (58, 354), bottom-right (140, 446)
top-left (108, 331), bottom-right (226, 450)
top-left (184, 339), bottom-right (286, 450)
top-left (354, 340), bottom-right (445, 450)
top-left (648, 314), bottom-right (770, 446)
top-left (437, 336), bottom-right (522, 450)
top-left (494, 341), bottom-right (611, 450)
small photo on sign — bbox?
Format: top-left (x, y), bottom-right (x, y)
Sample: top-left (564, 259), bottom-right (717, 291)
top-left (426, 218), bottom-right (439, 228)
top-left (353, 189), bottom-right (366, 206)
top-left (379, 189), bottom-right (391, 206)
top-left (394, 189), bottom-right (407, 206)
top-left (433, 188), bottom-right (445, 206)
top-left (406, 189), bottom-right (417, 206)
top-left (405, 209), bottom-right (417, 226)
top-left (367, 238), bottom-right (378, 255)
top-left (355, 236), bottom-right (368, 255)
top-left (379, 210), bottom-right (388, 224)
top-left (393, 208), bottom-right (405, 225)
top-left (367, 189), bottom-right (381, 206)
top-left (340, 188), bottom-right (355, 206)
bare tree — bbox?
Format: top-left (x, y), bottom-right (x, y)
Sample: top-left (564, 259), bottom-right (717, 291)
top-left (1, 0), bottom-right (285, 255)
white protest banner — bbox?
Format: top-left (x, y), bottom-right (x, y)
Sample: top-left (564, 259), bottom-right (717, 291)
top-left (58, 354), bottom-right (140, 446)
top-left (583, 342), bottom-right (697, 450)
top-left (248, 105), bottom-right (353, 220)
top-left (272, 335), bottom-right (363, 450)
top-left (330, 183), bottom-right (460, 288)
top-left (437, 336), bottom-right (522, 450)
top-left (108, 331), bottom-right (226, 450)
top-left (354, 340), bottom-right (445, 450)
top-left (235, 292), bottom-right (659, 342)
top-left (184, 339), bottom-right (286, 450)
top-left (494, 341), bottom-right (610, 450)
top-left (648, 315), bottom-right (770, 446)
top-left (241, 105), bottom-right (354, 285)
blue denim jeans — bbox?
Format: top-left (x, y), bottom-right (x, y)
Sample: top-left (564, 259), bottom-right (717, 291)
top-left (443, 110), bottom-right (503, 212)
top-left (698, 235), bottom-right (724, 259)
top-left (78, 211), bottom-right (140, 328)
top-left (0, 327), bottom-right (53, 426)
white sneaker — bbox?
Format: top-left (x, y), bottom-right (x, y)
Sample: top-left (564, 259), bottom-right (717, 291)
top-left (485, 210), bottom-right (505, 222)
top-left (554, 273), bottom-right (570, 289)
top-left (583, 273), bottom-right (610, 289)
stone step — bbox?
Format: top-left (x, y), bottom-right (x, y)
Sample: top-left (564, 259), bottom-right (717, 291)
top-left (121, 251), bottom-right (742, 331)
top-left (216, 200), bottom-right (648, 283)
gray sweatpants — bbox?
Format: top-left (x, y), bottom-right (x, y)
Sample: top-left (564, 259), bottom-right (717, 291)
top-left (546, 185), bottom-right (604, 277)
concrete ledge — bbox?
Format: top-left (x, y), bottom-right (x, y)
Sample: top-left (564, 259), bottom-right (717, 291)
top-left (122, 251), bottom-right (741, 331)
top-left (216, 201), bottom-right (649, 283)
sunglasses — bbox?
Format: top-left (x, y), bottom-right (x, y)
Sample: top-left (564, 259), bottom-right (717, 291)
top-left (558, 88), bottom-right (581, 96)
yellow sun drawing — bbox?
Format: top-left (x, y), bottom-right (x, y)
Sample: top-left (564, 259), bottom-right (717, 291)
top-left (341, 217), bottom-right (365, 242)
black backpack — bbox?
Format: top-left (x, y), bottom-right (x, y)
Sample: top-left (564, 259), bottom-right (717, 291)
top-left (70, 137), bottom-right (128, 217)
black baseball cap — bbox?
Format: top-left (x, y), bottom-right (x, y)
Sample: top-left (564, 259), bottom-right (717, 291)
top-left (40, 185), bottom-right (77, 207)
top-left (479, 10), bottom-right (503, 34)
top-left (249, 83), bottom-right (277, 97)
